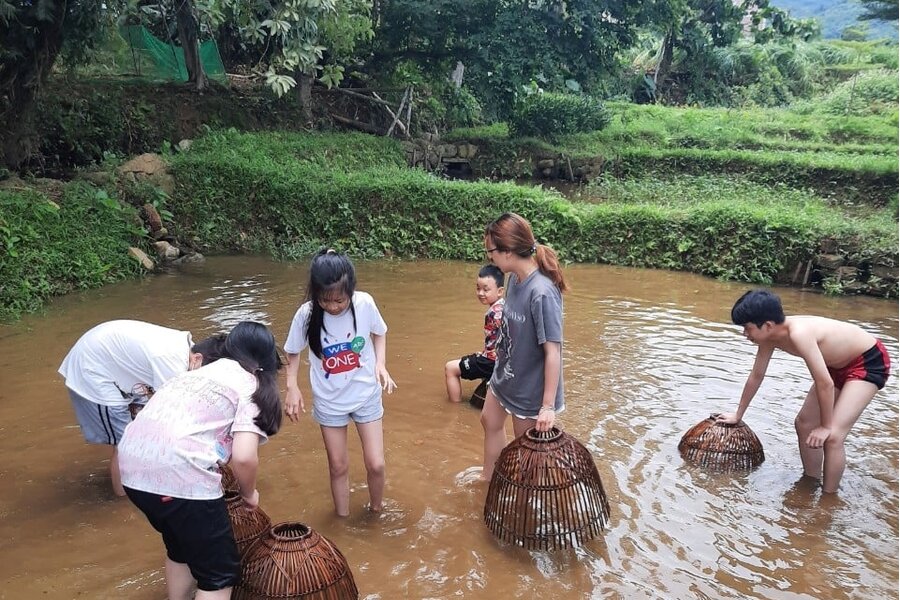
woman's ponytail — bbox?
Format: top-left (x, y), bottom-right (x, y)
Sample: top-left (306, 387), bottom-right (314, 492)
top-left (535, 244), bottom-right (568, 293)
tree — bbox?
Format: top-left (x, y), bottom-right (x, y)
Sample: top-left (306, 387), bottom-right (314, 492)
top-left (858, 0), bottom-right (899, 21)
top-left (207, 0), bottom-right (372, 107)
top-left (369, 0), bottom-right (654, 120)
top-left (0, 0), bottom-right (109, 167)
top-left (175, 0), bottom-right (208, 91)
top-left (120, 0), bottom-right (209, 91)
top-left (634, 0), bottom-right (823, 105)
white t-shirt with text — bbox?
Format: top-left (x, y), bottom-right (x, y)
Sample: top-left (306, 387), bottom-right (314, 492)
top-left (284, 291), bottom-right (388, 413)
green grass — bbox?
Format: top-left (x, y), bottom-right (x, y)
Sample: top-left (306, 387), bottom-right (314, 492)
top-left (186, 129), bottom-right (407, 171)
top-left (0, 181), bottom-right (144, 320)
top-left (450, 102), bottom-right (898, 150)
top-left (168, 129), bottom-right (895, 289)
top-left (3, 124), bottom-right (896, 322)
top-left (446, 101), bottom-right (898, 204)
top-left (582, 174), bottom-right (897, 250)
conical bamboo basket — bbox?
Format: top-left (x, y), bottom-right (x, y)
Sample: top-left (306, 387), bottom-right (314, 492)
top-left (232, 522), bottom-right (359, 600)
top-left (678, 414), bottom-right (765, 471)
top-left (220, 462), bottom-right (240, 493)
top-left (484, 427), bottom-right (611, 550)
top-left (469, 379), bottom-right (488, 409)
top-left (224, 490), bottom-right (272, 557)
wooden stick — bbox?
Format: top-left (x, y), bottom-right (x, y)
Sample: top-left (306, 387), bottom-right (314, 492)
top-left (373, 89), bottom-right (408, 136)
top-left (404, 87), bottom-right (413, 138)
top-left (320, 85), bottom-right (409, 92)
top-left (384, 88), bottom-right (409, 137)
top-left (802, 259), bottom-right (813, 286)
top-left (326, 86), bottom-right (395, 107)
top-left (329, 113), bottom-right (381, 135)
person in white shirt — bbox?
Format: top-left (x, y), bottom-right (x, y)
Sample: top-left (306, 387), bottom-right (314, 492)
top-left (284, 249), bottom-right (396, 516)
top-left (58, 320), bottom-right (225, 496)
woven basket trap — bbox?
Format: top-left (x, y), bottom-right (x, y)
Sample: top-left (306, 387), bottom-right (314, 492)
top-left (232, 521), bottom-right (358, 600)
top-left (678, 414), bottom-right (765, 471)
top-left (224, 490), bottom-right (272, 557)
top-left (469, 379), bottom-right (488, 410)
top-left (484, 427), bottom-right (611, 550)
top-left (220, 462), bottom-right (241, 494)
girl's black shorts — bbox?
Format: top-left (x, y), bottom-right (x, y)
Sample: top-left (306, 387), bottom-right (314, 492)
top-left (125, 487), bottom-right (241, 591)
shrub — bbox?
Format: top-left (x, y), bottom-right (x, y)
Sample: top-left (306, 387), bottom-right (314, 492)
top-left (509, 93), bottom-right (611, 139)
top-left (168, 129), bottom-right (898, 289)
top-left (413, 83), bottom-right (484, 132)
top-left (0, 182), bottom-right (144, 319)
top-left (817, 69), bottom-right (900, 116)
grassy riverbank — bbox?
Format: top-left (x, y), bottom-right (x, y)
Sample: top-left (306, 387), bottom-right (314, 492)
top-left (169, 128), bottom-right (895, 289)
top-left (0, 181), bottom-right (143, 320)
top-left (1, 100), bottom-right (897, 321)
top-left (446, 102), bottom-right (899, 206)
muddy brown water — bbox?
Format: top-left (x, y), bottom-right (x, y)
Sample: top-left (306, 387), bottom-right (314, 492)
top-left (0, 256), bottom-right (896, 599)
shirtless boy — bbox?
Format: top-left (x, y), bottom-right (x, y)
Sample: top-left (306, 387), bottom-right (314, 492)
top-left (718, 289), bottom-right (891, 493)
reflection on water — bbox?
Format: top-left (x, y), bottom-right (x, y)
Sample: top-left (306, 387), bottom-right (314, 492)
top-left (201, 274), bottom-right (274, 329)
top-left (0, 257), bottom-right (896, 599)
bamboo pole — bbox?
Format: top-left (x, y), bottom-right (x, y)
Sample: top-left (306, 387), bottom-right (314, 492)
top-left (404, 86), bottom-right (414, 138)
top-left (382, 87), bottom-right (409, 137)
top-left (326, 86), bottom-right (395, 107)
top-left (330, 113), bottom-right (382, 135)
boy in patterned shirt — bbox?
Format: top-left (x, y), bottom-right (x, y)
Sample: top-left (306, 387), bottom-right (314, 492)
top-left (444, 264), bottom-right (505, 403)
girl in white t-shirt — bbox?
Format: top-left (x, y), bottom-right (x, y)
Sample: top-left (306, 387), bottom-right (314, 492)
top-left (284, 249), bottom-right (396, 517)
top-left (118, 321), bottom-right (283, 600)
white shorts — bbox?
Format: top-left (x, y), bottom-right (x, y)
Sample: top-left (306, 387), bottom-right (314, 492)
top-left (313, 395), bottom-right (384, 428)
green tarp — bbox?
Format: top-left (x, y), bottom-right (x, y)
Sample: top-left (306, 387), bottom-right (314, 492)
top-left (119, 25), bottom-right (226, 82)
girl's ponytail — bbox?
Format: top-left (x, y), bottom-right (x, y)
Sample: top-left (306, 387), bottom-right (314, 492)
top-left (223, 321), bottom-right (284, 435)
top-left (250, 367), bottom-right (282, 435)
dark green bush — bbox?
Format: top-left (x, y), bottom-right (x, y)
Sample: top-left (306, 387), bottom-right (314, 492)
top-left (415, 83), bottom-right (484, 131)
top-left (509, 93), bottom-right (611, 139)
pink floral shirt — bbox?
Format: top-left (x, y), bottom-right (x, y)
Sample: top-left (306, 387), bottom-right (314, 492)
top-left (118, 358), bottom-right (266, 500)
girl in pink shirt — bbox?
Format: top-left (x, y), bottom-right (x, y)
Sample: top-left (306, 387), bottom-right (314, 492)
top-left (118, 321), bottom-right (283, 600)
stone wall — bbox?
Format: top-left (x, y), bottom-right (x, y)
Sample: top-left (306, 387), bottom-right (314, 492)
top-left (807, 239), bottom-right (898, 298)
top-left (404, 136), bottom-right (604, 181)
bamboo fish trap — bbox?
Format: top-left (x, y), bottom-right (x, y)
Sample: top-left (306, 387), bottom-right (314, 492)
top-left (224, 490), bottom-right (272, 557)
top-left (484, 427), bottom-right (611, 550)
top-left (678, 414), bottom-right (765, 471)
top-left (220, 462), bottom-right (240, 494)
top-left (469, 379), bottom-right (488, 410)
top-left (232, 522), bottom-right (359, 600)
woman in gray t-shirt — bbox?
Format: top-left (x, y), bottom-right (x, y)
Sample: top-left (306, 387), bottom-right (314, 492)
top-left (481, 212), bottom-right (568, 481)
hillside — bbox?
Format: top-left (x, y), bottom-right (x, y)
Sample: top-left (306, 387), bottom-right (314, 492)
top-left (774, 0), bottom-right (899, 39)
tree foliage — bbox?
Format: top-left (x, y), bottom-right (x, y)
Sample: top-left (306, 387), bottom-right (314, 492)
top-left (369, 0), bottom-right (656, 120)
top-left (630, 0), bottom-right (825, 106)
top-left (203, 0), bottom-right (373, 96)
top-left (0, 0), bottom-right (110, 166)
top-left (858, 0), bottom-right (899, 21)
